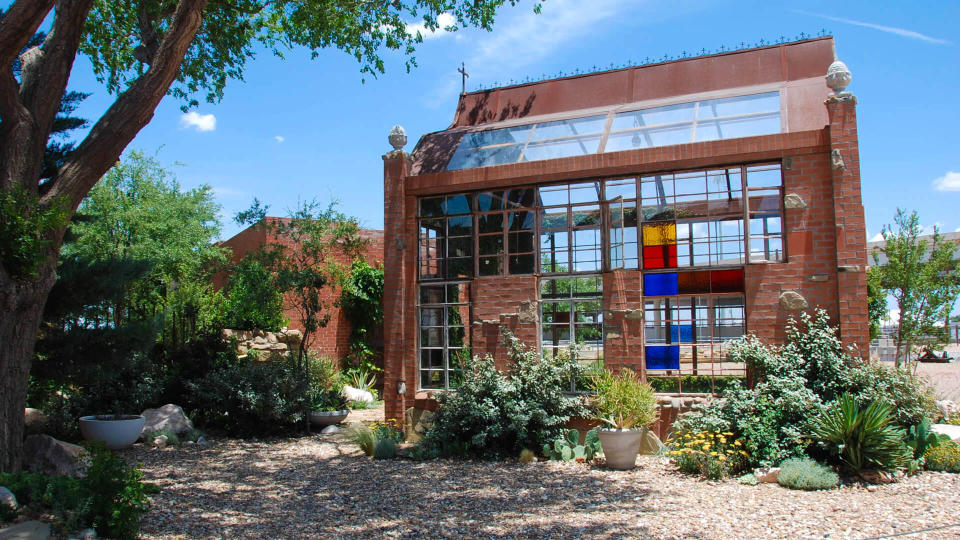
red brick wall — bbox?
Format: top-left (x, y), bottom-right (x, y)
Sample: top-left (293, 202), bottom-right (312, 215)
top-left (217, 221), bottom-right (384, 362)
top-left (470, 274), bottom-right (539, 370)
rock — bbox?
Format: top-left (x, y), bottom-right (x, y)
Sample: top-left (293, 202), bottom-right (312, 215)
top-left (22, 435), bottom-right (87, 478)
top-left (253, 336), bottom-right (267, 345)
top-left (931, 424), bottom-right (960, 442)
top-left (783, 193), bottom-right (808, 209)
top-left (0, 486), bottom-right (16, 510)
top-left (754, 467), bottom-right (781, 483)
top-left (779, 290), bottom-right (809, 311)
top-left (266, 333), bottom-right (279, 344)
top-left (24, 408), bottom-right (47, 435)
top-left (0, 520), bottom-right (51, 539)
top-left (343, 385), bottom-right (374, 403)
top-left (196, 436), bottom-right (208, 446)
top-left (140, 404), bottom-right (194, 438)
top-left (282, 328), bottom-right (303, 342)
top-left (637, 428), bottom-right (664, 455)
top-left (320, 425), bottom-right (341, 434)
top-left (152, 435), bottom-right (168, 449)
top-left (859, 470), bottom-right (895, 484)
top-left (404, 407), bottom-right (435, 443)
top-left (77, 528), bottom-right (98, 540)
top-left (935, 400), bottom-right (959, 421)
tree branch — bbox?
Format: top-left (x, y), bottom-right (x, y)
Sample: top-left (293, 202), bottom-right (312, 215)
top-left (0, 0), bottom-right (55, 68)
top-left (43, 0), bottom-right (211, 210)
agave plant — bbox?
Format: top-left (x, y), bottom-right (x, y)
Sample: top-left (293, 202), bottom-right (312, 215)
top-left (810, 393), bottom-right (911, 473)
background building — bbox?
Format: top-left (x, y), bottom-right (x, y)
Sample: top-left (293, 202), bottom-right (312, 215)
top-left (382, 36), bottom-right (868, 424)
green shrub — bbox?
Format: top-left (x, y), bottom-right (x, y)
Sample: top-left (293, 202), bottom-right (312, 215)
top-left (924, 441), bottom-right (960, 472)
top-left (349, 399), bottom-right (370, 410)
top-left (777, 458), bottom-right (839, 490)
top-left (845, 363), bottom-right (939, 428)
top-left (648, 376), bottom-right (744, 394)
top-left (737, 473), bottom-right (759, 485)
top-left (542, 429), bottom-right (601, 462)
top-left (811, 393), bottom-right (911, 473)
top-left (221, 256), bottom-right (286, 332)
top-left (0, 444), bottom-right (157, 539)
top-left (419, 330), bottom-right (586, 459)
top-left (307, 354), bottom-right (342, 393)
top-left (591, 369), bottom-right (657, 429)
top-left (185, 356), bottom-right (310, 436)
top-left (347, 424), bottom-right (377, 456)
top-left (311, 388), bottom-right (348, 412)
top-left (373, 438), bottom-right (398, 459)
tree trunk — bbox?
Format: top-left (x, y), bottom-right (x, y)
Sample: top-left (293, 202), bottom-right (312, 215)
top-left (0, 263), bottom-right (56, 472)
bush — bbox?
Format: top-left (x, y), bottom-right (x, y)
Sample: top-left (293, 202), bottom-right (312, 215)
top-left (810, 393), bottom-right (911, 473)
top-left (0, 443), bottom-right (157, 539)
top-left (667, 430), bottom-right (750, 480)
top-left (307, 354), bottom-right (342, 393)
top-left (185, 355), bottom-right (310, 436)
top-left (845, 362), bottom-right (939, 428)
top-left (648, 376), bottom-right (743, 394)
top-left (924, 441), bottom-right (960, 472)
top-left (418, 331), bottom-right (586, 459)
top-left (591, 368), bottom-right (657, 429)
top-left (373, 438), bottom-right (398, 459)
top-left (777, 458), bottom-right (839, 490)
top-left (221, 256), bottom-right (286, 332)
top-left (348, 419), bottom-right (404, 458)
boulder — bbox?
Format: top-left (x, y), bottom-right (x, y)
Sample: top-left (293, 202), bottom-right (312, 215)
top-left (637, 428), bottom-right (664, 455)
top-left (0, 486), bottom-right (16, 510)
top-left (24, 408), bottom-right (47, 435)
top-left (343, 385), bottom-right (374, 403)
top-left (320, 425), bottom-right (341, 434)
top-left (859, 470), bottom-right (895, 484)
top-left (140, 404), bottom-right (194, 438)
top-left (932, 424), bottom-right (960, 442)
top-left (754, 467), bottom-right (781, 483)
top-left (152, 435), bottom-right (168, 449)
top-left (22, 435), bottom-right (87, 478)
top-left (404, 407), bottom-right (435, 443)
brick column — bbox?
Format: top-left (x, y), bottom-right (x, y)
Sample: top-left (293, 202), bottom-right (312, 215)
top-left (826, 93), bottom-right (869, 360)
top-left (383, 144), bottom-right (413, 422)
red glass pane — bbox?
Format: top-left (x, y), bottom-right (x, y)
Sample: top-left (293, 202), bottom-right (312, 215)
top-left (642, 245), bottom-right (677, 269)
top-left (678, 271), bottom-right (711, 294)
top-left (711, 268), bottom-right (745, 293)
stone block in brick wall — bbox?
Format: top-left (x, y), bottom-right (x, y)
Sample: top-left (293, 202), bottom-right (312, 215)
top-left (404, 407), bottom-right (435, 443)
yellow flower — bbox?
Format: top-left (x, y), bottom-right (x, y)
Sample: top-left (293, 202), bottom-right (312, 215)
top-left (701, 445), bottom-right (710, 451)
top-left (733, 440), bottom-right (742, 446)
top-left (718, 437), bottom-right (727, 444)
top-left (723, 432), bottom-right (734, 436)
top-left (709, 451), bottom-right (718, 456)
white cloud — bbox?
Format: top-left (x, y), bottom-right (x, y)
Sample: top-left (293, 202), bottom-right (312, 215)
top-left (274, 135), bottom-right (285, 143)
top-left (179, 112), bottom-right (216, 132)
top-left (471, 0), bottom-right (629, 73)
top-left (795, 11), bottom-right (951, 45)
top-left (933, 171), bottom-right (960, 191)
top-left (870, 232), bottom-right (884, 242)
top-left (406, 12), bottom-right (457, 40)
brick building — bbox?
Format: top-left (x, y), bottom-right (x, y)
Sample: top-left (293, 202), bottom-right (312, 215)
top-left (219, 219), bottom-right (385, 360)
top-left (382, 36), bottom-right (868, 424)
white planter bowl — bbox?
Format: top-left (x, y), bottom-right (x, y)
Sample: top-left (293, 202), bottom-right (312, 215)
top-left (597, 428), bottom-right (646, 470)
top-left (310, 409), bottom-right (350, 427)
top-left (79, 415), bottom-right (146, 449)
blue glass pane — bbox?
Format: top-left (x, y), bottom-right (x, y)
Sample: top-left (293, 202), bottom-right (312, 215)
top-left (669, 324), bottom-right (694, 343)
top-left (644, 273), bottom-right (678, 296)
top-left (646, 346), bottom-right (680, 370)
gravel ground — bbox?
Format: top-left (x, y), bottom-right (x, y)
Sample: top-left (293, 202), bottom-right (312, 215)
top-left (125, 435), bottom-right (960, 540)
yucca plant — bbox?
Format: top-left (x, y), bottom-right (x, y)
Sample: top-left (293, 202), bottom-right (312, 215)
top-left (590, 368), bottom-right (658, 430)
top-left (810, 393), bottom-right (911, 473)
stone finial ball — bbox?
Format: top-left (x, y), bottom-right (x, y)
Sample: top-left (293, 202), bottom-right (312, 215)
top-left (826, 60), bottom-right (852, 94)
top-left (388, 125), bottom-right (407, 151)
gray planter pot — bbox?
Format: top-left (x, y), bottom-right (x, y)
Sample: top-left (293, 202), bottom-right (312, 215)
top-left (79, 415), bottom-right (145, 450)
top-left (310, 409), bottom-right (350, 427)
top-left (598, 428), bottom-right (646, 470)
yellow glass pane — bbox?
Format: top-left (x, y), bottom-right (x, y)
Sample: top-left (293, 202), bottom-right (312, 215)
top-left (642, 223), bottom-right (676, 246)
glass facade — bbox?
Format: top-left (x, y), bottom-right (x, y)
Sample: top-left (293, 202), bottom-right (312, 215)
top-left (415, 162), bottom-right (785, 390)
top-left (447, 91), bottom-right (781, 171)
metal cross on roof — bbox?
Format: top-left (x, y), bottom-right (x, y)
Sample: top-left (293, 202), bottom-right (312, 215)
top-left (458, 62), bottom-right (469, 94)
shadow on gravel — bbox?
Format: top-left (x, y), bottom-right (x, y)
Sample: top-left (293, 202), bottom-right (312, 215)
top-left (129, 435), bottom-right (657, 538)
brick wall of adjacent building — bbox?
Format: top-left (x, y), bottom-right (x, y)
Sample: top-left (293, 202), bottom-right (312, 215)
top-left (218, 220), bottom-right (385, 362)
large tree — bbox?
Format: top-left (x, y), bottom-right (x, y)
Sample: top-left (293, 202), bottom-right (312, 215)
top-left (0, 0), bottom-right (530, 472)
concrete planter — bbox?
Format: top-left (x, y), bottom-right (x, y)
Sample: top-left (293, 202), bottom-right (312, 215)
top-left (598, 428), bottom-right (646, 470)
top-left (310, 410), bottom-right (350, 427)
top-left (79, 415), bottom-right (145, 449)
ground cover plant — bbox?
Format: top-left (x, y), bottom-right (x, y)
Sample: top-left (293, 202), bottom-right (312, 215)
top-left (0, 444), bottom-right (157, 539)
top-left (924, 441), bottom-right (960, 473)
top-left (666, 430), bottom-right (750, 480)
top-left (418, 331), bottom-right (586, 459)
top-left (776, 458), bottom-right (839, 491)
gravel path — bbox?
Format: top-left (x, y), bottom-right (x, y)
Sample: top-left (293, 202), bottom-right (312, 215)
top-left (126, 435), bottom-right (960, 539)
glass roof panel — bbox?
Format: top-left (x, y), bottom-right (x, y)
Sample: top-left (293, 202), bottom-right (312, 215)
top-left (446, 91), bottom-right (781, 171)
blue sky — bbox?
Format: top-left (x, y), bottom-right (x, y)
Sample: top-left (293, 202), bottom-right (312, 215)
top-left (46, 1), bottom-right (960, 240)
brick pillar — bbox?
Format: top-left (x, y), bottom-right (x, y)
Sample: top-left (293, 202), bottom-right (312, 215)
top-left (383, 143), bottom-right (413, 422)
top-left (826, 93), bottom-right (869, 360)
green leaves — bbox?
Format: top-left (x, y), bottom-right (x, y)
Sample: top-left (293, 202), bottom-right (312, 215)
top-left (810, 393), bottom-right (911, 473)
top-left (590, 368), bottom-right (657, 430)
top-left (0, 185), bottom-right (68, 279)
